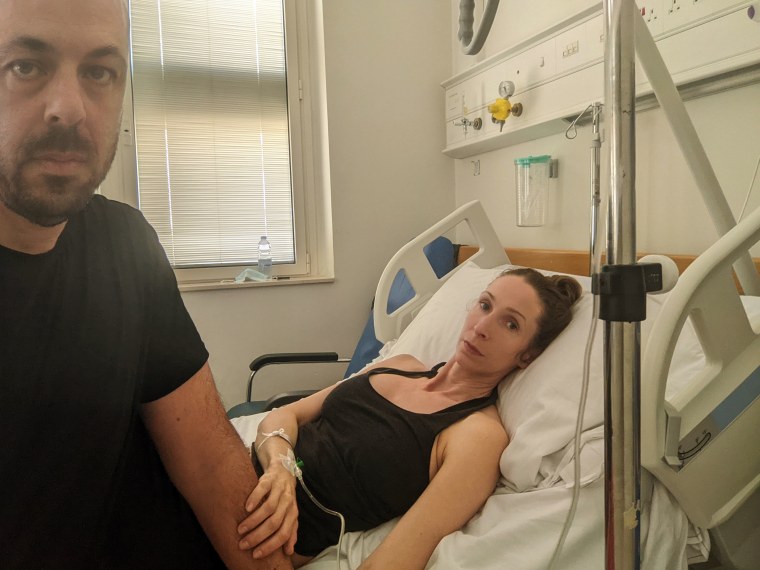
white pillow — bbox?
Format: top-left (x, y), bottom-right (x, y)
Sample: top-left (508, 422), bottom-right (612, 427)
top-left (380, 260), bottom-right (694, 491)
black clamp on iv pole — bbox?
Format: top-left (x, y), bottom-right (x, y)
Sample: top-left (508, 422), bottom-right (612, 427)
top-left (592, 263), bottom-right (664, 322)
top-left (592, 259), bottom-right (664, 570)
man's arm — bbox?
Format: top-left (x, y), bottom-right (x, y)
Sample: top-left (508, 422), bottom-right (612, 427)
top-left (141, 361), bottom-right (293, 570)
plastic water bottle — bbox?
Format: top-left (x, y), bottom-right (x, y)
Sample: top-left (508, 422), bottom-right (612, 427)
top-left (257, 236), bottom-right (272, 278)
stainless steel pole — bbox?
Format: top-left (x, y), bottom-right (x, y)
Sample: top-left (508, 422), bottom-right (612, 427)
top-left (603, 1), bottom-right (640, 569)
top-left (589, 102), bottom-right (603, 275)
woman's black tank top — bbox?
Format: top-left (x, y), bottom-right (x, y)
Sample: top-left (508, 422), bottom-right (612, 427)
top-left (292, 363), bottom-right (497, 556)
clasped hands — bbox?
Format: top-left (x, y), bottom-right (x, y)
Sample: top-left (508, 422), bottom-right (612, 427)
top-left (237, 461), bottom-right (299, 560)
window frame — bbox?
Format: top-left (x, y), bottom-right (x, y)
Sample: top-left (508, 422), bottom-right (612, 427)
top-left (103, 0), bottom-right (329, 288)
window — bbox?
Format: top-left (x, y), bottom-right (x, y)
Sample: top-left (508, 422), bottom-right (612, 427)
top-left (123, 0), bottom-right (322, 283)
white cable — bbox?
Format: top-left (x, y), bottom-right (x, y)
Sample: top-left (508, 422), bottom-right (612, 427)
top-left (297, 475), bottom-right (345, 570)
top-left (547, 294), bottom-right (600, 570)
top-left (281, 453), bottom-right (346, 570)
top-left (547, 137), bottom-right (608, 569)
top-left (738, 153), bottom-right (760, 222)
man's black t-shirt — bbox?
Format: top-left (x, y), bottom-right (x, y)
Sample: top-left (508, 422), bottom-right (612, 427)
top-left (0, 196), bottom-right (223, 568)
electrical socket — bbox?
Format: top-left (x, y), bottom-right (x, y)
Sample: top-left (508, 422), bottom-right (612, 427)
top-left (637, 0), bottom-right (664, 37)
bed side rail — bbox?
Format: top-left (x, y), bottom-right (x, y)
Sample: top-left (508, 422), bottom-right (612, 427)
top-left (642, 204), bottom-right (760, 529)
top-left (373, 200), bottom-right (508, 343)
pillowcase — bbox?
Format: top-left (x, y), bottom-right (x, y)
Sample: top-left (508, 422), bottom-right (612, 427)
top-left (380, 260), bottom-right (701, 491)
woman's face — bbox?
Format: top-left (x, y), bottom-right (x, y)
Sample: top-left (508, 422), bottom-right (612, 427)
top-left (455, 275), bottom-right (543, 378)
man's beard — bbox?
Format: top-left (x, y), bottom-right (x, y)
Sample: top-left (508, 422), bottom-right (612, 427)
top-left (0, 125), bottom-right (118, 227)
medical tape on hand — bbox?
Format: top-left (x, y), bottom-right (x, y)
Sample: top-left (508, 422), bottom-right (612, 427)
top-left (278, 448), bottom-right (303, 478)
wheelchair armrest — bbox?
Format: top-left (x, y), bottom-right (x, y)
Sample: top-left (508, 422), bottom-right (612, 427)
top-left (262, 390), bottom-right (320, 411)
top-left (246, 352), bottom-right (349, 402)
top-left (227, 388), bottom-right (322, 421)
top-left (249, 351), bottom-right (341, 372)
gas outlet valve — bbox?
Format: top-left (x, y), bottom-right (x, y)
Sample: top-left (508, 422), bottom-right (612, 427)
top-left (488, 81), bottom-right (523, 132)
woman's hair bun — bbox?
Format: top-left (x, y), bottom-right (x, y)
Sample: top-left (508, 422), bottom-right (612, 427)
top-left (548, 275), bottom-right (583, 306)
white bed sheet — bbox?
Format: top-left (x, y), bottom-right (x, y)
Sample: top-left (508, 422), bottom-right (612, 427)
top-left (302, 475), bottom-right (692, 570)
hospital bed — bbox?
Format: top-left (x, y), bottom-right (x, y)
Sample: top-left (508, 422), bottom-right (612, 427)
top-left (231, 200), bottom-right (760, 569)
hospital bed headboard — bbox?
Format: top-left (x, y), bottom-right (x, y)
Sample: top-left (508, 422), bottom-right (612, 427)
top-left (641, 203), bottom-right (760, 529)
top-left (373, 200), bottom-right (508, 343)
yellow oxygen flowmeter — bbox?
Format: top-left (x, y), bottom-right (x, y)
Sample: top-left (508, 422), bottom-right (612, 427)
top-left (488, 81), bottom-right (522, 132)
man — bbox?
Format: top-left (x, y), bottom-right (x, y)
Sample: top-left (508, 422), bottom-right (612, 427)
top-left (0, 0), bottom-right (292, 567)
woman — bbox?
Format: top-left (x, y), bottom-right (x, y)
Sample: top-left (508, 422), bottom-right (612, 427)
top-left (237, 268), bottom-right (582, 569)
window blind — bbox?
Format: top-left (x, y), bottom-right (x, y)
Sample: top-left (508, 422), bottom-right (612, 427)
top-left (129, 0), bottom-right (295, 268)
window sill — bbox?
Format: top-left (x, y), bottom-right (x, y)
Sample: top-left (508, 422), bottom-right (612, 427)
top-left (178, 274), bottom-right (334, 292)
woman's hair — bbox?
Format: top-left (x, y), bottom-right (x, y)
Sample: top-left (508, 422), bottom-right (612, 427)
top-left (497, 267), bottom-right (583, 358)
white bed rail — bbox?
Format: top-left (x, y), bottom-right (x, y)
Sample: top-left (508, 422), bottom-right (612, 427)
top-left (373, 200), bottom-right (508, 343)
top-left (642, 204), bottom-right (760, 529)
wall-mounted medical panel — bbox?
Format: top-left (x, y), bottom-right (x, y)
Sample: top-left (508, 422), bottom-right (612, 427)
top-left (443, 1), bottom-right (760, 158)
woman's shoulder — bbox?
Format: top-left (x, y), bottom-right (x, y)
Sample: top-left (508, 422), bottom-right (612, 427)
top-left (445, 406), bottom-right (508, 449)
top-left (432, 406), bottom-right (508, 478)
top-left (369, 353), bottom-right (429, 372)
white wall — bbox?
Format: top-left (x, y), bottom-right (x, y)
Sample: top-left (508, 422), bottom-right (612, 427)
top-left (450, 0), bottom-right (599, 74)
top-left (450, 1), bottom-right (760, 257)
top-left (182, 1), bottom-right (455, 407)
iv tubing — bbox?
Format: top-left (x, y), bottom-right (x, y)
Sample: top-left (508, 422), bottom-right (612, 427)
top-left (547, 294), bottom-right (601, 570)
top-left (297, 475), bottom-right (345, 570)
top-left (738, 153), bottom-right (760, 223)
top-left (552, 84), bottom-right (605, 570)
top-left (280, 453), bottom-right (346, 570)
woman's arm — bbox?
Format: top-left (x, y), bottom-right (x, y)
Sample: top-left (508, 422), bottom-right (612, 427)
top-left (238, 354), bottom-right (424, 560)
top-left (237, 382), bottom-right (339, 560)
top-left (359, 407), bottom-right (508, 570)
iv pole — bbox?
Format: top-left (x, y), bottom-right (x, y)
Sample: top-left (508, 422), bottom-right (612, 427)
top-left (603, 3), bottom-right (760, 568)
top-left (589, 102), bottom-right (603, 276)
top-left (603, 1), bottom-right (640, 568)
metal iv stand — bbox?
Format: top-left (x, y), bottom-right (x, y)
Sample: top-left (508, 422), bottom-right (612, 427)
top-left (589, 103), bottom-right (604, 276)
top-left (602, 1), bottom-right (640, 568)
top-left (602, 2), bottom-right (760, 567)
